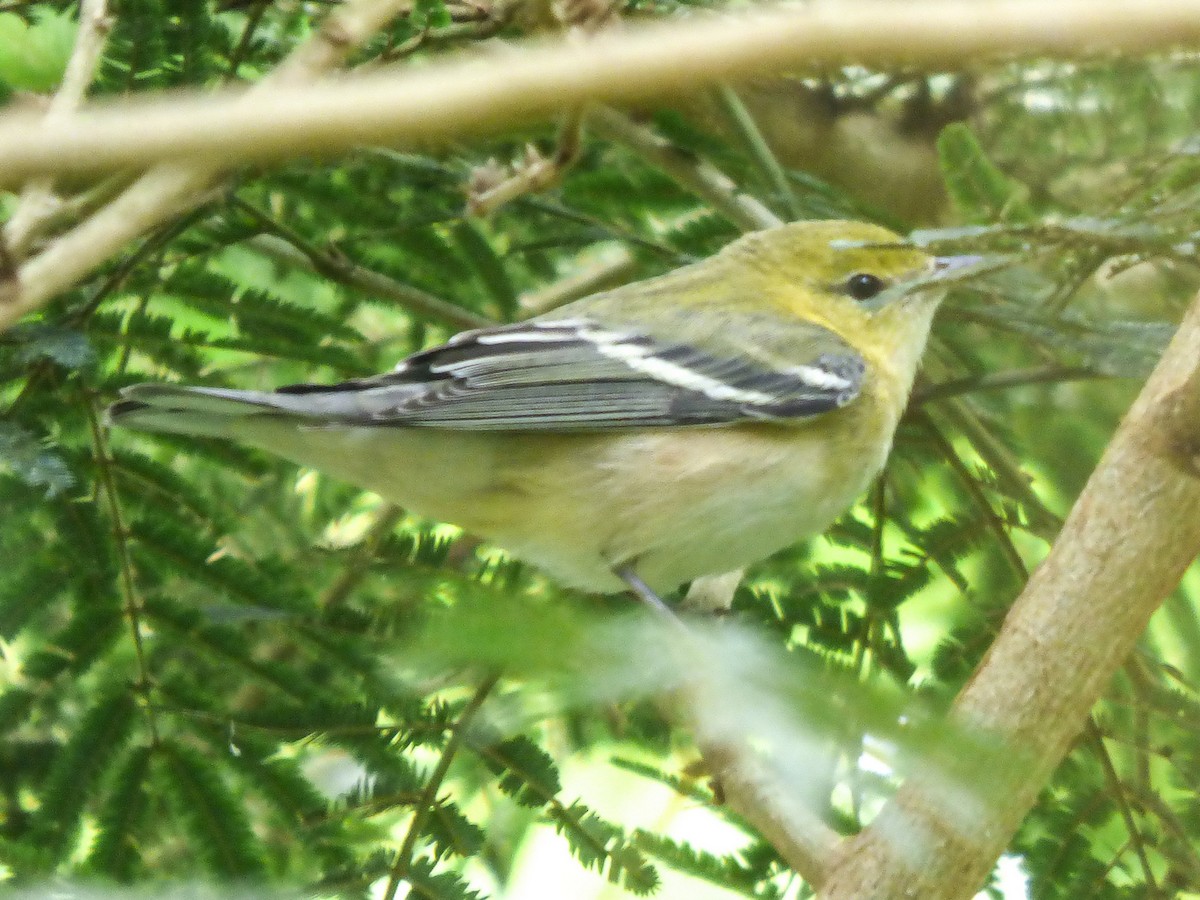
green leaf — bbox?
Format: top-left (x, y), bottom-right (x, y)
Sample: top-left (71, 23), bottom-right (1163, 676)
top-left (479, 735), bottom-right (562, 808)
top-left (86, 744), bottom-right (154, 879)
top-left (8, 323), bottom-right (96, 370)
top-left (549, 800), bottom-right (659, 895)
top-left (29, 689), bottom-right (138, 866)
top-left (632, 830), bottom-right (769, 898)
top-left (157, 740), bottom-right (269, 877)
top-left (452, 221), bottom-right (517, 320)
top-left (0, 421), bottom-right (75, 497)
top-left (0, 9), bottom-right (77, 92)
top-left (425, 800), bottom-right (486, 861)
top-left (406, 858), bottom-right (487, 900)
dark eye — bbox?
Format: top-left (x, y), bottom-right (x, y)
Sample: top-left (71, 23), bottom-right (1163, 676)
top-left (845, 272), bottom-right (886, 301)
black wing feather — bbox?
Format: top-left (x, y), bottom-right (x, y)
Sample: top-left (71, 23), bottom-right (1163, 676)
top-left (274, 319), bottom-right (863, 430)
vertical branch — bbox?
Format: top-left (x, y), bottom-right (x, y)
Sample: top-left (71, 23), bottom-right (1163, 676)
top-left (382, 672), bottom-right (500, 900)
top-left (84, 394), bottom-right (159, 743)
top-left (320, 504), bottom-right (406, 609)
top-left (819, 291), bottom-right (1200, 899)
top-left (713, 84), bottom-right (802, 220)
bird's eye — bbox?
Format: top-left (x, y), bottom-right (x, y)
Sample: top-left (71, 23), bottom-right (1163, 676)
top-left (845, 272), bottom-right (886, 301)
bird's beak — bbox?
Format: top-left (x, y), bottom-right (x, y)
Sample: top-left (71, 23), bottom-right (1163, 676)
top-left (932, 254), bottom-right (986, 277)
top-left (885, 253), bottom-right (986, 311)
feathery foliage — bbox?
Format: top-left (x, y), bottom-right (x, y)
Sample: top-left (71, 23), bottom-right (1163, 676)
top-left (3, 2), bottom-right (1200, 898)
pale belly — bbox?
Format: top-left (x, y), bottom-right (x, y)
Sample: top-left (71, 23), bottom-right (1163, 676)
top-left (237, 411), bottom-right (894, 595)
top-left (493, 424), bottom-right (892, 593)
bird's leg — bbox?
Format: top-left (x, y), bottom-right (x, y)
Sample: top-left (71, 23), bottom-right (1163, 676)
top-left (616, 565), bottom-right (727, 802)
top-left (614, 564), bottom-right (680, 622)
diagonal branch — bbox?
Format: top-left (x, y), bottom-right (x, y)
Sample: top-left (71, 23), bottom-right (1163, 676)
top-left (382, 672), bottom-right (500, 900)
top-left (589, 107), bottom-right (782, 232)
top-left (240, 233), bottom-right (491, 331)
top-left (818, 290), bottom-right (1200, 899)
top-left (694, 729), bottom-right (839, 887)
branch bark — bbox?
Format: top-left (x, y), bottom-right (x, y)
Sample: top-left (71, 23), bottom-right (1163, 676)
top-left (818, 291), bottom-right (1200, 899)
top-left (697, 734), bottom-right (839, 886)
top-left (0, 0), bottom-right (1196, 189)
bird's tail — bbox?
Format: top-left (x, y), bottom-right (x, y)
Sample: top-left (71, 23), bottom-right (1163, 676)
top-left (107, 384), bottom-right (317, 439)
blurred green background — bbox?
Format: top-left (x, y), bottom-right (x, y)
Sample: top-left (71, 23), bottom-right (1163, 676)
top-left (3, 1), bottom-right (1200, 898)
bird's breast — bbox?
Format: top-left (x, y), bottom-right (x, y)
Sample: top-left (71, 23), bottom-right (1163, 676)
top-left (585, 409), bottom-right (894, 592)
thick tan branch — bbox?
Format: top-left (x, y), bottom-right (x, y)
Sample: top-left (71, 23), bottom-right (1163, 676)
top-left (698, 735), bottom-right (838, 886)
top-left (0, 0), bottom-right (1197, 187)
top-left (819, 292), bottom-right (1200, 899)
top-left (4, 1), bottom-right (1200, 333)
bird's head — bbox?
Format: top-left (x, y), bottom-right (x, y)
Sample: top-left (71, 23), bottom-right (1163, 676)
top-left (729, 219), bottom-right (981, 390)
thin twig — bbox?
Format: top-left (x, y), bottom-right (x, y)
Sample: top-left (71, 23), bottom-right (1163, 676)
top-left (1123, 655), bottom-right (1157, 795)
top-left (516, 194), bottom-right (682, 258)
top-left (84, 394), bottom-right (159, 743)
top-left (5, 210), bottom-right (196, 421)
top-left (713, 84), bottom-right (802, 221)
top-left (915, 411), bottom-right (1029, 584)
top-left (590, 106), bottom-right (781, 232)
top-left (467, 108), bottom-right (587, 216)
top-left (12, 175), bottom-right (130, 246)
top-left (936, 394), bottom-right (1064, 539)
top-left (1083, 718), bottom-right (1158, 893)
top-left (1129, 784), bottom-right (1200, 884)
top-left (382, 673), bottom-right (500, 900)
top-left (241, 231), bottom-right (491, 331)
top-left (912, 365), bottom-right (1107, 405)
top-left (226, 0), bottom-right (269, 78)
top-left (518, 246), bottom-right (639, 316)
top-left (319, 504), bottom-right (407, 608)
top-left (3, 0), bottom-right (111, 259)
top-left (267, 0), bottom-right (408, 86)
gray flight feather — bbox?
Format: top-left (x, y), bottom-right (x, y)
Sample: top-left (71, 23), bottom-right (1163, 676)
top-left (111, 317), bottom-right (865, 433)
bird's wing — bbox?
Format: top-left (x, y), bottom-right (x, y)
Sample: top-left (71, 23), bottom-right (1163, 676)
top-left (116, 318), bottom-right (865, 431)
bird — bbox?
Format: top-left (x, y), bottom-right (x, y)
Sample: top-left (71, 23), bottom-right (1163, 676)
top-left (108, 220), bottom-right (976, 610)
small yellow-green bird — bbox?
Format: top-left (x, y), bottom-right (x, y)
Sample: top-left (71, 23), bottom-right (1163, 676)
top-left (109, 220), bottom-right (974, 606)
